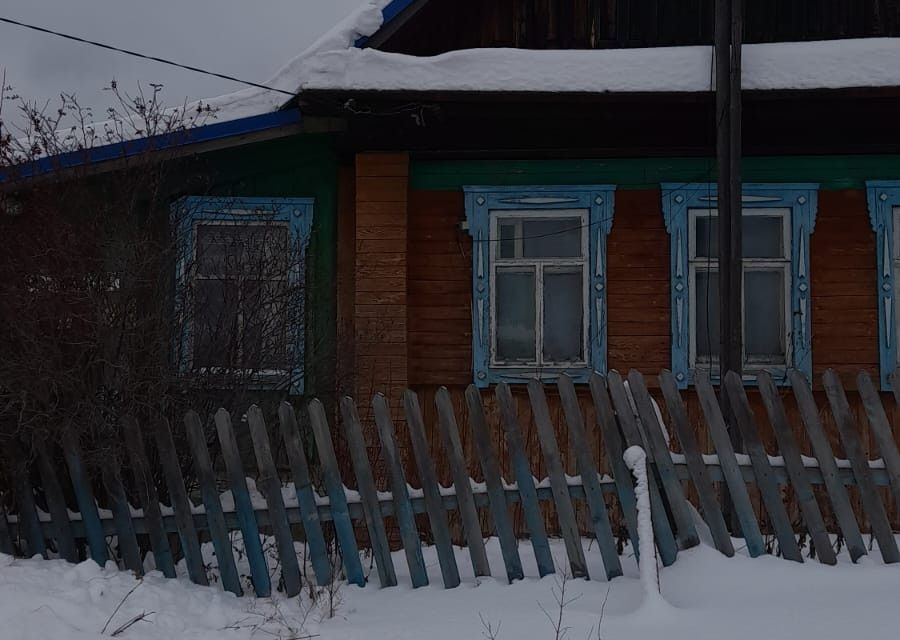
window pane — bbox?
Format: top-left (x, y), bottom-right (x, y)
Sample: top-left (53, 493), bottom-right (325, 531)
top-left (499, 221), bottom-right (517, 258)
top-left (695, 270), bottom-right (720, 362)
top-left (522, 218), bottom-right (582, 258)
top-left (193, 280), bottom-right (238, 367)
top-left (543, 269), bottom-right (584, 363)
top-left (745, 270), bottom-right (786, 363)
top-left (744, 216), bottom-right (784, 258)
top-left (496, 269), bottom-right (536, 362)
top-left (695, 216), bottom-right (718, 259)
top-left (241, 280), bottom-right (289, 370)
top-left (195, 224), bottom-right (288, 277)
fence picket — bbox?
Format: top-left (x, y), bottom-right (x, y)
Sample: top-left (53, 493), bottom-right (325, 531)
top-left (693, 371), bottom-right (766, 558)
top-left (8, 444), bottom-right (46, 558)
top-left (588, 373), bottom-right (641, 555)
top-left (606, 371), bottom-right (678, 566)
top-left (757, 371), bottom-right (836, 565)
top-left (339, 397), bottom-right (397, 588)
top-left (215, 409), bottom-right (271, 596)
top-left (558, 375), bottom-right (623, 579)
top-left (627, 370), bottom-right (699, 550)
top-left (120, 416), bottom-right (175, 578)
top-left (788, 370), bottom-right (867, 563)
top-left (184, 410), bottom-right (243, 596)
top-left (723, 372), bottom-right (803, 562)
top-left (277, 402), bottom-right (333, 586)
top-left (822, 370), bottom-right (899, 564)
top-left (464, 385), bottom-right (524, 583)
top-left (373, 394), bottom-right (429, 588)
top-left (404, 389), bottom-right (461, 588)
top-left (658, 370), bottom-right (734, 557)
top-left (435, 387), bottom-right (491, 578)
top-left (857, 371), bottom-right (900, 507)
top-left (101, 458), bottom-right (143, 575)
top-left (0, 506), bottom-right (13, 556)
top-left (527, 380), bottom-right (588, 579)
top-left (34, 440), bottom-right (77, 563)
top-left (60, 432), bottom-right (109, 566)
top-left (247, 405), bottom-right (303, 597)
top-left (153, 416), bottom-right (208, 585)
top-left (495, 382), bottom-right (555, 578)
top-left (306, 399), bottom-right (366, 587)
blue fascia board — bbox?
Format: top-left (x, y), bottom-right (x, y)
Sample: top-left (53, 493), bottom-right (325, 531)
top-left (2, 108), bottom-right (302, 182)
top-left (354, 0), bottom-right (419, 48)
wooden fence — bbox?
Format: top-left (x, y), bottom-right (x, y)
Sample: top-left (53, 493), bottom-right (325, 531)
top-left (0, 368), bottom-right (898, 598)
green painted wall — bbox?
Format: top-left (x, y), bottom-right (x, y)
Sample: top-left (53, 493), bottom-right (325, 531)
top-left (411, 155), bottom-right (900, 191)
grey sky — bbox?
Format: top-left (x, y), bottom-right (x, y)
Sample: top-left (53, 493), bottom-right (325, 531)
top-left (0, 0), bottom-right (362, 130)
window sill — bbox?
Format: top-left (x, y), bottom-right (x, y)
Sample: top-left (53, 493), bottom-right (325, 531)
top-left (475, 366), bottom-right (593, 388)
top-left (180, 368), bottom-right (304, 395)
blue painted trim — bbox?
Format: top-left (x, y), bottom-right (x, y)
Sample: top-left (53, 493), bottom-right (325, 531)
top-left (1, 109), bottom-right (301, 182)
top-left (354, 0), bottom-right (419, 48)
top-left (661, 183), bottom-right (819, 389)
top-left (463, 185), bottom-right (616, 387)
top-left (866, 181), bottom-right (900, 390)
top-left (172, 196), bottom-right (315, 395)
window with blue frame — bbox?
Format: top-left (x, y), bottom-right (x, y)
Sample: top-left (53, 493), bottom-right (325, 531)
top-left (866, 181), bottom-right (900, 390)
top-left (172, 196), bottom-right (314, 394)
top-left (661, 183), bottom-right (818, 388)
top-left (463, 186), bottom-right (615, 387)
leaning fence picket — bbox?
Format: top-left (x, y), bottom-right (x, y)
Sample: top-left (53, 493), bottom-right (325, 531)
top-left (435, 387), bottom-right (491, 578)
top-left (34, 440), bottom-right (78, 563)
top-left (60, 432), bottom-right (109, 566)
top-left (822, 370), bottom-right (899, 564)
top-left (101, 458), bottom-right (144, 575)
top-left (9, 444), bottom-right (46, 558)
top-left (373, 394), bottom-right (429, 588)
top-left (527, 380), bottom-right (588, 579)
top-left (757, 372), bottom-right (836, 565)
top-left (184, 410), bottom-right (243, 596)
top-left (465, 385), bottom-right (524, 583)
top-left (496, 382), bottom-right (555, 578)
top-left (0, 506), bottom-right (14, 556)
top-left (658, 370), bottom-right (734, 557)
top-left (857, 371), bottom-right (900, 507)
top-left (558, 375), bottom-right (623, 579)
top-left (340, 397), bottom-right (397, 588)
top-left (404, 390), bottom-right (461, 589)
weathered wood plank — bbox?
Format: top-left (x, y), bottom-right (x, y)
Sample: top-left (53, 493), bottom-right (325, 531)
top-left (527, 380), bottom-right (588, 579)
top-left (606, 371), bottom-right (678, 566)
top-left (693, 371), bottom-right (766, 558)
top-left (184, 410), bottom-right (242, 596)
top-left (589, 373), bottom-right (641, 556)
top-left (558, 375), bottom-right (623, 579)
top-left (34, 440), bottom-right (77, 563)
top-left (214, 409), bottom-right (271, 596)
top-left (101, 458), bottom-right (143, 575)
top-left (757, 372), bottom-right (836, 565)
top-left (464, 385), bottom-right (524, 583)
top-left (627, 369), bottom-right (699, 550)
top-left (0, 505), bottom-right (14, 556)
top-left (723, 372), bottom-right (803, 563)
top-left (153, 417), bottom-right (207, 585)
top-left (306, 399), bottom-right (366, 587)
top-left (658, 370), bottom-right (734, 557)
top-left (373, 394), bottom-right (429, 588)
top-left (120, 416), bottom-right (175, 578)
top-left (789, 370), bottom-right (867, 563)
top-left (60, 432), bottom-right (109, 566)
top-left (495, 382), bottom-right (555, 578)
top-left (340, 397), bottom-right (397, 588)
top-left (8, 443), bottom-right (46, 558)
top-left (247, 405), bottom-right (303, 597)
top-left (278, 402), bottom-right (333, 586)
top-left (822, 370), bottom-right (899, 564)
top-left (859, 371), bottom-right (900, 507)
top-left (435, 386), bottom-right (491, 578)
top-left (404, 389), bottom-right (461, 588)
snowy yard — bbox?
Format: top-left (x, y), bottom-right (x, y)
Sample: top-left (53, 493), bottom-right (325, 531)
top-left (1, 535), bottom-right (897, 640)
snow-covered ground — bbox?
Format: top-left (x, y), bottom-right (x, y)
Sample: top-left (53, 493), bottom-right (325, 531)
top-left (1, 534), bottom-right (897, 640)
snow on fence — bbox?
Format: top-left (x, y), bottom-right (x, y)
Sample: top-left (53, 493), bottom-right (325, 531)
top-left (0, 368), bottom-right (898, 598)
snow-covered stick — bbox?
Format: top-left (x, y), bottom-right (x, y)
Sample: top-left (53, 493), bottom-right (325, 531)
top-left (623, 446), bottom-right (666, 607)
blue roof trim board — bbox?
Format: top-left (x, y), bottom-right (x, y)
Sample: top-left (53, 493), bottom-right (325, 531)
top-left (2, 108), bottom-right (301, 181)
top-left (354, 0), bottom-right (419, 48)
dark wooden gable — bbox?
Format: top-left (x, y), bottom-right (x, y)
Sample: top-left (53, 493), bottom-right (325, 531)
top-left (375, 0), bottom-right (900, 55)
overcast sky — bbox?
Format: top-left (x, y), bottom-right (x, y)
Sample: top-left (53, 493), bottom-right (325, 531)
top-left (0, 0), bottom-right (362, 130)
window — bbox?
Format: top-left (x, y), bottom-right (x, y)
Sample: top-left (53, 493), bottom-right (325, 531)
top-left (866, 181), bottom-right (900, 389)
top-left (464, 186), bottom-right (615, 386)
top-left (662, 184), bottom-right (818, 388)
top-left (172, 197), bottom-right (314, 394)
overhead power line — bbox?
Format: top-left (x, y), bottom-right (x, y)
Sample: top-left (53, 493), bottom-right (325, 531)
top-left (0, 16), bottom-right (296, 97)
